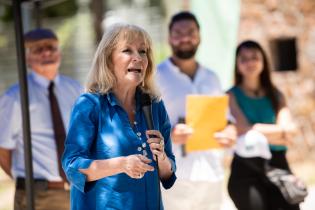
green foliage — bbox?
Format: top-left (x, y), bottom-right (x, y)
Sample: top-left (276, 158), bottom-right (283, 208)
top-left (0, 6), bottom-right (13, 22)
top-left (43, 0), bottom-right (78, 17)
top-left (149, 0), bottom-right (161, 7)
top-left (153, 42), bottom-right (170, 64)
top-left (0, 0), bottom-right (78, 22)
top-left (148, 0), bottom-right (166, 17)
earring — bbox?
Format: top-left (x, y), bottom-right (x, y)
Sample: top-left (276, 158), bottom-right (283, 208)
top-left (142, 80), bottom-right (145, 87)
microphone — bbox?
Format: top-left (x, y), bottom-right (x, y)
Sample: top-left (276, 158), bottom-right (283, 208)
top-left (139, 89), bottom-right (161, 210)
top-left (140, 92), bottom-right (154, 131)
top-left (177, 117), bottom-right (187, 157)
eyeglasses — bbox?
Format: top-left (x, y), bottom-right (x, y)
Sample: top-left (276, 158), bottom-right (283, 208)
top-left (27, 44), bottom-right (59, 55)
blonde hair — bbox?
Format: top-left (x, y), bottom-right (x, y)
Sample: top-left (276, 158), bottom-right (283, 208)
top-left (86, 23), bottom-right (159, 97)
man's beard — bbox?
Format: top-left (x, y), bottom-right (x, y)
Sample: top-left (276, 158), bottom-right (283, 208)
top-left (173, 47), bottom-right (197, 59)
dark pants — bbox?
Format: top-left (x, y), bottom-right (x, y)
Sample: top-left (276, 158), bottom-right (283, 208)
top-left (228, 151), bottom-right (300, 210)
top-left (14, 178), bottom-right (70, 210)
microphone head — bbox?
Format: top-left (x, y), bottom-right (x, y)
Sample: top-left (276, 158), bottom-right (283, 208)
top-left (139, 89), bottom-right (152, 107)
top-left (139, 88), bottom-right (154, 130)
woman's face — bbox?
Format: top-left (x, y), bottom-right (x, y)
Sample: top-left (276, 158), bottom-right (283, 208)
top-left (111, 37), bottom-right (148, 89)
top-left (237, 48), bottom-right (264, 80)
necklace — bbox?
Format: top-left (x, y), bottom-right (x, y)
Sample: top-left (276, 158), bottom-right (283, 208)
top-left (241, 86), bottom-right (262, 97)
top-left (249, 89), bottom-right (260, 97)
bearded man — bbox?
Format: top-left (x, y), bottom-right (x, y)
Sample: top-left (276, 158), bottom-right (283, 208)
top-left (156, 11), bottom-right (236, 210)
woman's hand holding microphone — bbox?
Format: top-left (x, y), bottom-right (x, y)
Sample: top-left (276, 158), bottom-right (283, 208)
top-left (123, 130), bottom-right (167, 179)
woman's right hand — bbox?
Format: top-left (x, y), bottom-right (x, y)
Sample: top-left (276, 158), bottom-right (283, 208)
top-left (123, 154), bottom-right (154, 179)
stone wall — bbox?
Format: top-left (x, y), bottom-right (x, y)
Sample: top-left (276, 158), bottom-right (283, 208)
top-left (239, 0), bottom-right (315, 160)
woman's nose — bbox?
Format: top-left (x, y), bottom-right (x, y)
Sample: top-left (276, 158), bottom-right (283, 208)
top-left (132, 52), bottom-right (142, 61)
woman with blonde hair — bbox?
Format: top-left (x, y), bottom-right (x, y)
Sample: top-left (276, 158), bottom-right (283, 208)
top-left (62, 23), bottom-right (176, 210)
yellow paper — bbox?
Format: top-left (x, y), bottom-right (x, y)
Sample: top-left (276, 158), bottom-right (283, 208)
top-left (185, 95), bottom-right (228, 152)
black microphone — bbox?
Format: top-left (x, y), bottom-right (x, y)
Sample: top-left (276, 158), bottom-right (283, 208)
top-left (178, 117), bottom-right (187, 157)
top-left (140, 92), bottom-right (154, 131)
top-left (139, 90), bottom-right (161, 210)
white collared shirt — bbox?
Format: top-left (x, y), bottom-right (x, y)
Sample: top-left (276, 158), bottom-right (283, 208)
top-left (156, 58), bottom-right (225, 182)
top-left (0, 71), bottom-right (82, 181)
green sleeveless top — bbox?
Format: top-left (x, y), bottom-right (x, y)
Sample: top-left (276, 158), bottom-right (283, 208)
top-left (230, 86), bottom-right (286, 151)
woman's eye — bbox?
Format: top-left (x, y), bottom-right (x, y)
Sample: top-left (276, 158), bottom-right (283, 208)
top-left (122, 49), bottom-right (131, 53)
top-left (139, 50), bottom-right (147, 55)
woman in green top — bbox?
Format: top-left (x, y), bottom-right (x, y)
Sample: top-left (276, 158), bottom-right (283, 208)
top-left (227, 40), bottom-right (299, 210)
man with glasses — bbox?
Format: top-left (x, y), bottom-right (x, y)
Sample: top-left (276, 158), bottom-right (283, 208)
top-left (0, 28), bottom-right (82, 210)
top-left (156, 11), bottom-right (236, 210)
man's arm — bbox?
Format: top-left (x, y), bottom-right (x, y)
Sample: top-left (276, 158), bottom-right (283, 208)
top-left (0, 147), bottom-right (12, 178)
top-left (0, 90), bottom-right (21, 179)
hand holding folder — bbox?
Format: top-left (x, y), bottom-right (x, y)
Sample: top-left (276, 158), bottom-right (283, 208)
top-left (185, 95), bottom-right (228, 152)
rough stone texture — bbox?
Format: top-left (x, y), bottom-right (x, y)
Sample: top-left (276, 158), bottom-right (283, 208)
top-left (239, 0), bottom-right (315, 161)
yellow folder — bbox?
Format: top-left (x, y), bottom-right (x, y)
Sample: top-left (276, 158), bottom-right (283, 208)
top-left (185, 95), bottom-right (228, 152)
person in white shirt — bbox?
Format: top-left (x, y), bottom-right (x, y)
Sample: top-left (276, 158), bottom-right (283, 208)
top-left (0, 28), bottom-right (82, 210)
top-left (156, 11), bottom-right (236, 210)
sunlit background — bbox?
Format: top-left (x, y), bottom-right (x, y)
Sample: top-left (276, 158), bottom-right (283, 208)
top-left (0, 0), bottom-right (314, 209)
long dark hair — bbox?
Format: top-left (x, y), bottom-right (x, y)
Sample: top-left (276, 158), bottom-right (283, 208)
top-left (234, 40), bottom-right (281, 113)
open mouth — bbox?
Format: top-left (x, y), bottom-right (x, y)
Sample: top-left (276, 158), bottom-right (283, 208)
top-left (127, 68), bottom-right (141, 73)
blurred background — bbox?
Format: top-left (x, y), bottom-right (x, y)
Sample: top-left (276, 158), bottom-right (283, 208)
top-left (0, 0), bottom-right (315, 209)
